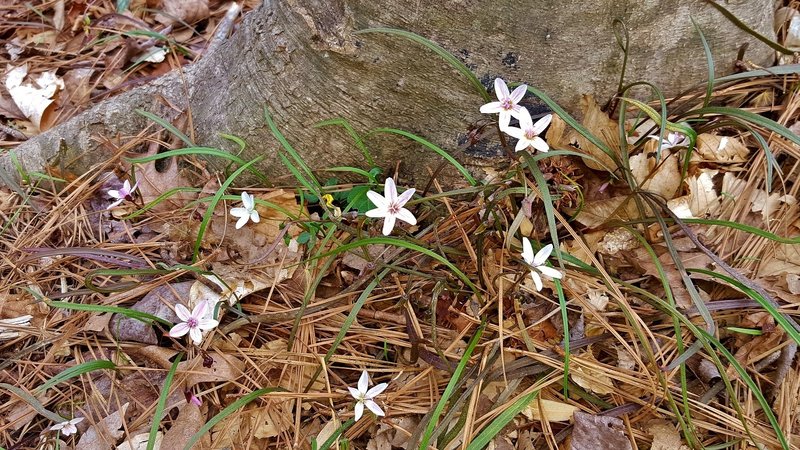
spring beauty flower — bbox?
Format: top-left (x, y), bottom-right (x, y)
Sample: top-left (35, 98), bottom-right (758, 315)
top-left (348, 370), bottom-right (388, 421)
top-left (503, 107), bottom-right (552, 152)
top-left (169, 300), bottom-right (219, 345)
top-left (50, 417), bottom-right (84, 436)
top-left (480, 78), bottom-right (528, 129)
top-left (648, 131), bottom-right (689, 150)
top-left (230, 191), bottom-right (260, 229)
top-left (521, 238), bottom-right (563, 291)
top-left (366, 177), bottom-right (417, 236)
top-left (107, 180), bottom-right (138, 208)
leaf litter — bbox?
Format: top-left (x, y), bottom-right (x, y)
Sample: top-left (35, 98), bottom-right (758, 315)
top-left (2, 4), bottom-right (800, 450)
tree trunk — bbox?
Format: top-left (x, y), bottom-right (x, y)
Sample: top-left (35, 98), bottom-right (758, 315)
top-left (1, 0), bottom-right (775, 186)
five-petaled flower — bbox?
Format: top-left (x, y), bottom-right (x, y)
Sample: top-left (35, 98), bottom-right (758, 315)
top-left (50, 417), bottom-right (84, 436)
top-left (348, 370), bottom-right (388, 421)
top-left (366, 177), bottom-right (417, 236)
top-left (480, 78), bottom-right (528, 130)
top-left (230, 192), bottom-right (260, 229)
top-left (648, 131), bottom-right (689, 150)
top-left (107, 180), bottom-right (138, 209)
top-left (169, 300), bottom-right (219, 345)
top-left (503, 108), bottom-right (552, 152)
top-left (521, 238), bottom-right (563, 292)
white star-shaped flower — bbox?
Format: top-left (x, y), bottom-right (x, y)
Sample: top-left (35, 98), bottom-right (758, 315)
top-left (365, 177), bottom-right (417, 236)
top-left (230, 191), bottom-right (260, 229)
top-left (648, 131), bottom-right (689, 150)
top-left (479, 78), bottom-right (528, 129)
top-left (348, 370), bottom-right (388, 421)
top-left (168, 300), bottom-right (220, 345)
top-left (521, 238), bottom-right (563, 292)
top-left (503, 108), bottom-right (552, 152)
top-left (50, 417), bottom-right (84, 436)
top-left (107, 180), bottom-right (138, 209)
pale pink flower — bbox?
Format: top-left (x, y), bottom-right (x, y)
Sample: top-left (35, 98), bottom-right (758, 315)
top-left (503, 108), bottom-right (552, 152)
top-left (107, 180), bottom-right (138, 208)
top-left (366, 177), bottom-right (416, 236)
top-left (230, 192), bottom-right (260, 229)
top-left (521, 238), bottom-right (563, 292)
top-left (49, 417), bottom-right (83, 436)
top-left (648, 131), bottom-right (689, 149)
top-left (169, 301), bottom-right (219, 345)
top-left (479, 78), bottom-right (528, 129)
top-left (348, 370), bottom-right (388, 421)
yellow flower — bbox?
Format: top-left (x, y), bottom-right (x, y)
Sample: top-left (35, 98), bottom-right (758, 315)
top-left (321, 194), bottom-right (334, 207)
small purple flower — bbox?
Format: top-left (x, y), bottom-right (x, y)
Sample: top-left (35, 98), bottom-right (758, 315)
top-left (107, 180), bottom-right (138, 209)
top-left (648, 132), bottom-right (689, 150)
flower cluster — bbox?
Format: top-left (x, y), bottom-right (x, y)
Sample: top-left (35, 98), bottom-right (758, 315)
top-left (480, 78), bottom-right (553, 153)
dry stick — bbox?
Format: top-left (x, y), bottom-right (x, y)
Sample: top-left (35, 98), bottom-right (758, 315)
top-left (649, 194), bottom-right (800, 335)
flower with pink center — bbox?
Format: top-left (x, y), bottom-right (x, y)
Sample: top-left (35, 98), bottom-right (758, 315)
top-left (479, 78), bottom-right (528, 129)
top-left (648, 131), bottom-right (689, 149)
top-left (169, 301), bottom-right (219, 345)
top-left (107, 179), bottom-right (138, 209)
top-left (503, 108), bottom-right (552, 152)
top-left (365, 177), bottom-right (417, 236)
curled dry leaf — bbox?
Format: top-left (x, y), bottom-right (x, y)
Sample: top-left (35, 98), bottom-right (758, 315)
top-left (694, 134), bottom-right (749, 162)
top-left (115, 432), bottom-right (162, 450)
top-left (570, 353), bottom-right (615, 395)
top-left (178, 352), bottom-right (245, 386)
top-left (667, 169), bottom-right (720, 219)
top-left (571, 411), bottom-right (632, 450)
top-left (160, 403), bottom-right (207, 450)
top-left (521, 398), bottom-right (578, 422)
top-left (647, 420), bottom-right (690, 450)
top-left (155, 0), bottom-right (210, 25)
top-left (629, 151), bottom-right (681, 200)
top-left (574, 95), bottom-right (620, 171)
top-left (77, 403), bottom-right (129, 450)
top-left (5, 65), bottom-right (64, 130)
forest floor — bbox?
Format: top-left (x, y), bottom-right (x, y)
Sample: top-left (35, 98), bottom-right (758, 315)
top-left (2, 1), bottom-right (800, 450)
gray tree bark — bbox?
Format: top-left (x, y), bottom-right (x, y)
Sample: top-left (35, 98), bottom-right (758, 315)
top-left (1, 0), bottom-right (775, 186)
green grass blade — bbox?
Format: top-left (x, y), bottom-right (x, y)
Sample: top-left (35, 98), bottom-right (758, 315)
top-left (688, 268), bottom-right (800, 345)
top-left (691, 16), bottom-right (714, 108)
top-left (366, 128), bottom-right (477, 186)
top-left (264, 107), bottom-right (319, 190)
top-left (135, 109), bottom-right (193, 147)
top-left (182, 387), bottom-right (282, 450)
top-left (355, 28), bottom-right (490, 102)
top-left (36, 360), bottom-right (116, 393)
top-left (465, 390), bottom-right (538, 450)
top-left (122, 187), bottom-right (202, 220)
top-left (702, 0), bottom-right (793, 55)
top-left (317, 419), bottom-right (355, 450)
top-left (148, 352), bottom-right (183, 450)
top-left (419, 322), bottom-right (485, 449)
top-left (47, 300), bottom-right (172, 326)
top-left (0, 383), bottom-right (63, 422)
top-left (321, 166), bottom-right (376, 181)
top-left (311, 237), bottom-right (481, 300)
top-left (686, 108), bottom-right (800, 148)
top-left (127, 147), bottom-right (269, 184)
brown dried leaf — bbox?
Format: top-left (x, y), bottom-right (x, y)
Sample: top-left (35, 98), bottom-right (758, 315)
top-left (647, 420), bottom-right (690, 450)
top-left (571, 411), bottom-right (632, 450)
top-left (695, 134), bottom-right (749, 162)
top-left (571, 354), bottom-right (615, 395)
top-left (135, 145), bottom-right (197, 214)
top-left (77, 403), bottom-right (129, 450)
top-left (629, 151), bottom-right (681, 200)
top-left (522, 398), bottom-right (578, 422)
top-left (155, 0), bottom-right (210, 25)
top-left (574, 95), bottom-right (619, 171)
top-left (110, 281), bottom-right (191, 344)
top-left (178, 352), bottom-right (245, 386)
top-left (160, 403), bottom-right (206, 450)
